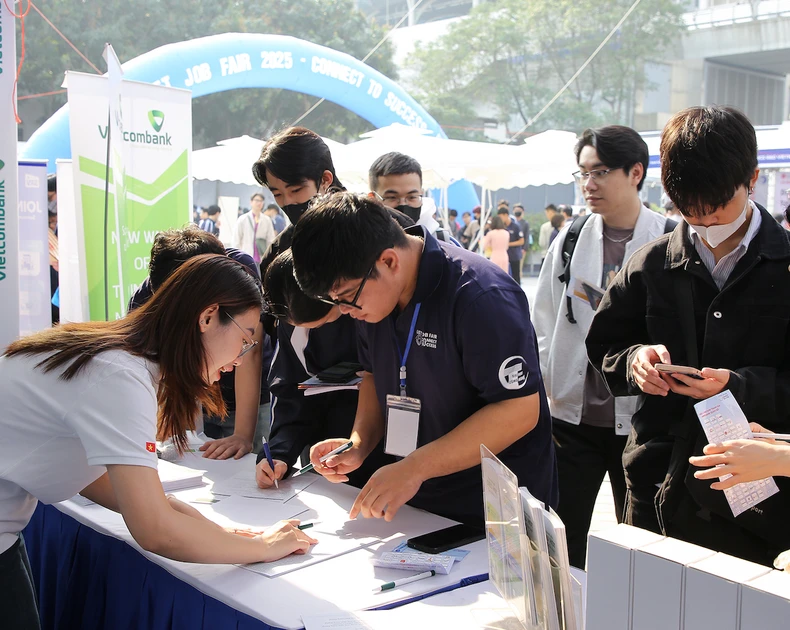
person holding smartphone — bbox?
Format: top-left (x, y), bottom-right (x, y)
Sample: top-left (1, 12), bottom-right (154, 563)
top-left (0, 255), bottom-right (316, 628)
top-left (585, 106), bottom-right (790, 566)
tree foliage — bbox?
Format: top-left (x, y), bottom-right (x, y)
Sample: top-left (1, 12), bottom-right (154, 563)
top-left (407, 0), bottom-right (685, 139)
top-left (17, 0), bottom-right (397, 145)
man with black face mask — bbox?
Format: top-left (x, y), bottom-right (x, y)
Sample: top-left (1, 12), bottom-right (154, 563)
top-left (368, 152), bottom-right (454, 243)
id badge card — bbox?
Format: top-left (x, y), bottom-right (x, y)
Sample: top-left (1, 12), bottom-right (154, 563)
top-left (385, 394), bottom-right (421, 457)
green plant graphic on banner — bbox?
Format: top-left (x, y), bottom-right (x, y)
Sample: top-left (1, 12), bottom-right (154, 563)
top-left (78, 150), bottom-right (188, 320)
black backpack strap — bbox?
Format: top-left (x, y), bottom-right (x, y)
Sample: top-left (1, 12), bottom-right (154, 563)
top-left (557, 213), bottom-right (591, 324)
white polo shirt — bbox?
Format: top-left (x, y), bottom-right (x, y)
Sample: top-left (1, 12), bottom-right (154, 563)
top-left (0, 350), bottom-right (160, 553)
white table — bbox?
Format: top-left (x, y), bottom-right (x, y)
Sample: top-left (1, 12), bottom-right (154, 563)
top-left (53, 453), bottom-right (490, 629)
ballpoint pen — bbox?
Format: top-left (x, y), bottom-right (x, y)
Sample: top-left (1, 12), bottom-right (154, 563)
top-left (262, 435), bottom-right (278, 489)
top-left (372, 570), bottom-right (436, 593)
top-left (291, 440), bottom-right (354, 478)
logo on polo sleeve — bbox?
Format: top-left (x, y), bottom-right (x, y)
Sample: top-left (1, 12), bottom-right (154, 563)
top-left (498, 356), bottom-right (528, 390)
top-left (146, 442), bottom-right (156, 453)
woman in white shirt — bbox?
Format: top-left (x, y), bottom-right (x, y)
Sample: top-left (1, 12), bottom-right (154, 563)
top-left (0, 254), bottom-right (316, 628)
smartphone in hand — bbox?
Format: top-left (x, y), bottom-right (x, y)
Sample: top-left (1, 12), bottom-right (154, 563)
top-left (655, 363), bottom-right (704, 380)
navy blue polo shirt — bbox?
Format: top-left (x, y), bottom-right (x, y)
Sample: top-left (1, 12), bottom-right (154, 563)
top-left (357, 226), bottom-right (558, 525)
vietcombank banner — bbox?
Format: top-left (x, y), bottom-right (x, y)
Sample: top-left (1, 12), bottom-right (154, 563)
top-left (66, 70), bottom-right (191, 321)
top-left (0, 1), bottom-right (20, 348)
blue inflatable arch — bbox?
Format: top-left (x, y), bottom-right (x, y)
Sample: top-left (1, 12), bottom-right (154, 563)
top-left (22, 33), bottom-right (477, 209)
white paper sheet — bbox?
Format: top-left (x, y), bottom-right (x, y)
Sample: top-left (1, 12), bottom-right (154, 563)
top-left (694, 390), bottom-right (780, 517)
top-left (188, 494), bottom-right (312, 531)
top-left (210, 468), bottom-right (317, 501)
top-left (239, 516), bottom-right (383, 577)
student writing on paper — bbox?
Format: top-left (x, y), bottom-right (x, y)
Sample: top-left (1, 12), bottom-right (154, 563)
top-left (255, 250), bottom-right (395, 489)
top-left (289, 193), bottom-right (558, 525)
top-left (0, 255), bottom-right (316, 628)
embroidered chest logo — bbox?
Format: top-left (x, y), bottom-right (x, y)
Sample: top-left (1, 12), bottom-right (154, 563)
top-left (499, 356), bottom-right (528, 390)
top-left (414, 330), bottom-right (438, 349)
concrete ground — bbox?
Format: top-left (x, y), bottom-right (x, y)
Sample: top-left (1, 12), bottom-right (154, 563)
top-left (522, 274), bottom-right (619, 536)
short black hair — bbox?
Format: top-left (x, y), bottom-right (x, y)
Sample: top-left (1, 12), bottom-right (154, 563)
top-left (660, 106), bottom-right (758, 217)
top-left (266, 204), bottom-right (279, 212)
top-left (545, 204), bottom-right (557, 212)
top-left (368, 152), bottom-right (422, 191)
top-left (513, 203), bottom-right (524, 210)
top-left (449, 209), bottom-right (458, 218)
top-left (263, 250), bottom-right (332, 325)
top-left (496, 206), bottom-right (509, 216)
top-left (785, 203), bottom-right (790, 225)
top-left (575, 125), bottom-right (649, 192)
top-left (47, 174), bottom-right (57, 193)
top-left (560, 205), bottom-right (573, 218)
top-left (462, 211), bottom-right (471, 218)
top-left (149, 225), bottom-right (225, 291)
top-left (207, 205), bottom-right (221, 217)
top-left (251, 192), bottom-right (265, 202)
top-left (253, 126), bottom-right (343, 190)
top-left (291, 192), bottom-right (409, 297)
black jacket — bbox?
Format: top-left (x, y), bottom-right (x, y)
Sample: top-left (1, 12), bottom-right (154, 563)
top-left (260, 316), bottom-right (395, 488)
top-left (586, 208), bottom-right (790, 560)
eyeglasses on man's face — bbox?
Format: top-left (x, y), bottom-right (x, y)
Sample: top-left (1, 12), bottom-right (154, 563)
top-left (375, 192), bottom-right (423, 209)
top-left (572, 167), bottom-right (623, 184)
top-left (316, 263), bottom-right (375, 310)
top-left (224, 310), bottom-right (258, 359)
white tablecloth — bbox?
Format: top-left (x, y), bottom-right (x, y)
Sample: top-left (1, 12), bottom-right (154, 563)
top-left (56, 453), bottom-right (490, 629)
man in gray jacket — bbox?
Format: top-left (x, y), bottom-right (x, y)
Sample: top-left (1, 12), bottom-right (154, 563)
top-left (532, 125), bottom-right (674, 568)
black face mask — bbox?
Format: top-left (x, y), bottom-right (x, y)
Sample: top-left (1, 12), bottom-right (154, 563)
top-left (515, 212), bottom-right (523, 218)
top-left (397, 204), bottom-right (421, 223)
top-left (281, 200), bottom-right (311, 224)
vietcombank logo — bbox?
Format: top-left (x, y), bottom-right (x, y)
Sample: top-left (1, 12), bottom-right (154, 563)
top-left (98, 109), bottom-right (171, 146)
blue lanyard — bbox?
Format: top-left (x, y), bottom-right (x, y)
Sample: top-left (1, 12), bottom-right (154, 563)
top-left (397, 303), bottom-right (422, 397)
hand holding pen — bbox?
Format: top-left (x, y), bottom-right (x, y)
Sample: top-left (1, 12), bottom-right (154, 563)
top-left (306, 438), bottom-right (362, 484)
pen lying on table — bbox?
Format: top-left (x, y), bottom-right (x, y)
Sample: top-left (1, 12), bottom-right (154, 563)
top-left (372, 570), bottom-right (437, 593)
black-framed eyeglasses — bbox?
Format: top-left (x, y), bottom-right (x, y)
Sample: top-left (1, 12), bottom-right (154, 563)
top-left (224, 310), bottom-right (259, 359)
top-left (316, 263), bottom-right (375, 310)
top-left (572, 167), bottom-right (623, 184)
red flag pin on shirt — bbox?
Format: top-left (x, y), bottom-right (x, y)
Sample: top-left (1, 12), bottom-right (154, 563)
top-left (146, 442), bottom-right (156, 453)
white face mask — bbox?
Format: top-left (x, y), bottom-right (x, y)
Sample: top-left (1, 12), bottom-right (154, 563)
top-left (686, 198), bottom-right (750, 248)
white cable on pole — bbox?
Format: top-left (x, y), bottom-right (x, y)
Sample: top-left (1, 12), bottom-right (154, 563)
top-left (505, 0), bottom-right (644, 143)
top-left (290, 0), bottom-right (428, 128)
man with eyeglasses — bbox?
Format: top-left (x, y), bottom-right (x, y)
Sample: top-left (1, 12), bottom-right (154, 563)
top-left (368, 152), bottom-right (455, 243)
top-left (290, 192), bottom-right (558, 526)
top-left (532, 125), bottom-right (674, 568)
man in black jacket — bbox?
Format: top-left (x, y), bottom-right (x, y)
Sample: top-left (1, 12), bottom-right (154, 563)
top-left (586, 106), bottom-right (790, 566)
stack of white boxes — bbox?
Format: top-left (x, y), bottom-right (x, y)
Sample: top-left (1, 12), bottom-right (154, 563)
top-left (586, 523), bottom-right (790, 629)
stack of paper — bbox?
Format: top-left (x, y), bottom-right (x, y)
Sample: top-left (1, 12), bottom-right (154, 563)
top-left (210, 468), bottom-right (317, 500)
top-left (157, 459), bottom-right (207, 492)
top-left (299, 375), bottom-right (363, 397)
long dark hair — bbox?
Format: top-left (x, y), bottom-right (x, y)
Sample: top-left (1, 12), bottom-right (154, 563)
top-left (252, 126), bottom-right (344, 190)
top-left (5, 255), bottom-right (263, 452)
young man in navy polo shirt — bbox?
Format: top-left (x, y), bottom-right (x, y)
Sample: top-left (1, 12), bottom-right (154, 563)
top-left (290, 192), bottom-right (557, 525)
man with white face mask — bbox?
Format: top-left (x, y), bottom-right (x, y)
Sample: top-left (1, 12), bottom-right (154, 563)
top-left (585, 106), bottom-right (790, 566)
